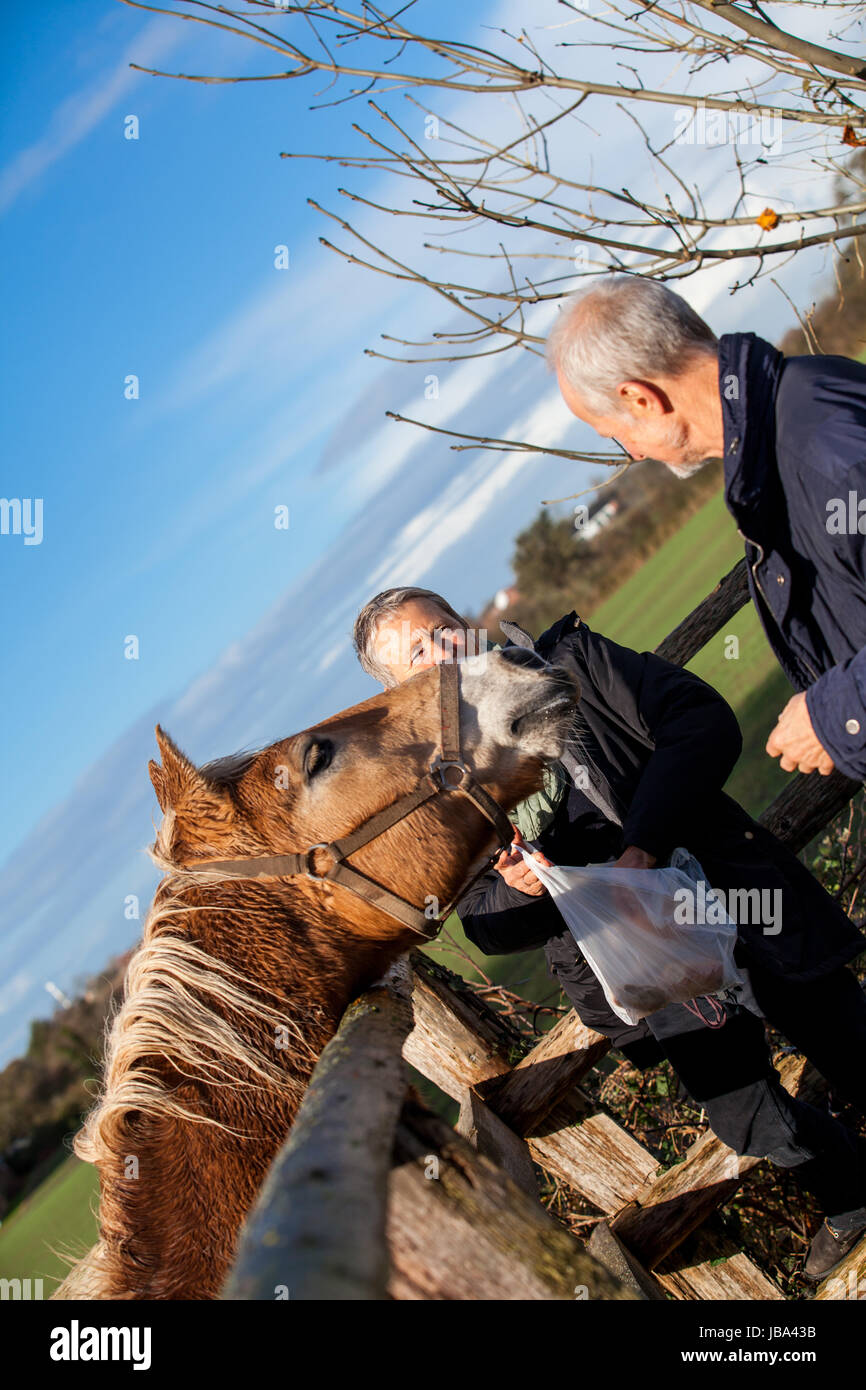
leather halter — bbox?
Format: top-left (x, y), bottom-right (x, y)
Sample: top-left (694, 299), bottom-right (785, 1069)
top-left (183, 661), bottom-right (515, 941)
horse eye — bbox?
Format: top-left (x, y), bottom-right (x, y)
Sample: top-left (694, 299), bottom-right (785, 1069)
top-left (303, 739), bottom-right (333, 781)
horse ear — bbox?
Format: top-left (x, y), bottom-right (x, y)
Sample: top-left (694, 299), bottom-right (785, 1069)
top-left (150, 725), bottom-right (212, 811)
top-left (148, 759), bottom-right (168, 812)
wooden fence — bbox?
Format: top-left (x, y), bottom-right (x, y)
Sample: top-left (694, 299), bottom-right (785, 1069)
top-left (223, 559), bottom-right (866, 1302)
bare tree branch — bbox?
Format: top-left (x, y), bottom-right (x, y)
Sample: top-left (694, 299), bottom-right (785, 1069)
top-left (690, 0), bottom-right (866, 80)
top-left (127, 0), bottom-right (866, 458)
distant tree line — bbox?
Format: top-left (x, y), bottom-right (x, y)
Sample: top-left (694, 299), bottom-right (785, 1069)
top-left (473, 457), bottom-right (723, 641)
top-left (0, 954), bottom-right (128, 1213)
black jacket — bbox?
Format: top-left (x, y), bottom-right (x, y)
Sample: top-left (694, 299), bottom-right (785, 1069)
top-left (719, 332), bottom-right (866, 779)
top-left (456, 614), bottom-right (864, 1038)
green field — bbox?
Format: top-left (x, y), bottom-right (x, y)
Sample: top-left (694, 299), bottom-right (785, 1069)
top-left (0, 486), bottom-right (794, 1280)
top-left (0, 1154), bottom-right (99, 1295)
top-left (592, 488), bottom-right (793, 814)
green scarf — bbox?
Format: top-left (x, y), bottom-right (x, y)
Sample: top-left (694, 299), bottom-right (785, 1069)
top-left (485, 641), bottom-right (570, 842)
top-left (511, 758), bottom-right (570, 843)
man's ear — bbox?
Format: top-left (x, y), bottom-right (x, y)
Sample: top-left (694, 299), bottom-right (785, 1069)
top-left (618, 379), bottom-right (670, 415)
top-left (149, 725), bottom-right (213, 812)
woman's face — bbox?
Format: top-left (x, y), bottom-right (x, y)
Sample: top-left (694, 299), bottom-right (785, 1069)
top-left (372, 598), bottom-right (472, 685)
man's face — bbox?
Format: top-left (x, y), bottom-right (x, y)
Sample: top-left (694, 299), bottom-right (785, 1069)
top-left (372, 599), bottom-right (473, 686)
top-left (557, 370), bottom-right (711, 478)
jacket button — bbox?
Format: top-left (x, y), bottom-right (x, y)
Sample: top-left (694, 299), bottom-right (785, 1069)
top-left (846, 718), bottom-right (861, 735)
top-left (776, 574), bottom-right (785, 584)
top-left (744, 831), bottom-right (754, 839)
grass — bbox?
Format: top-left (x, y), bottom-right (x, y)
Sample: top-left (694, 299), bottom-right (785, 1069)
top-left (590, 488), bottom-right (792, 816)
top-left (0, 1153), bottom-right (99, 1295)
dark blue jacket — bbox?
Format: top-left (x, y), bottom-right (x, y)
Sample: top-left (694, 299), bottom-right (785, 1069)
top-left (720, 332), bottom-right (866, 779)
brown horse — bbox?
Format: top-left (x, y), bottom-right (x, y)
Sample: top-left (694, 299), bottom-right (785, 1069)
top-left (54, 650), bottom-right (577, 1299)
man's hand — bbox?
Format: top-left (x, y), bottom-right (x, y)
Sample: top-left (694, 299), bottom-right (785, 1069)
top-left (766, 692), bottom-right (835, 776)
top-left (494, 826), bottom-right (552, 897)
top-left (613, 845), bottom-right (657, 871)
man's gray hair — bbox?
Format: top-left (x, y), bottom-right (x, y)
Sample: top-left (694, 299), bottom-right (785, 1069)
top-left (546, 276), bottom-right (718, 414)
top-left (353, 586), bottom-right (467, 687)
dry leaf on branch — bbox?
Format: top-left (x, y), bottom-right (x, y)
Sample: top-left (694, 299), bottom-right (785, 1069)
top-left (757, 208), bottom-right (781, 231)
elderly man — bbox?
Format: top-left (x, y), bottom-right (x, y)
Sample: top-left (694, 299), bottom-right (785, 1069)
top-left (353, 586), bottom-right (866, 1280)
top-left (547, 274), bottom-right (866, 783)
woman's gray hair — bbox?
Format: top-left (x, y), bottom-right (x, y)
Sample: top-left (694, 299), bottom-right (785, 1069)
top-left (546, 276), bottom-right (718, 414)
top-left (353, 586), bottom-right (467, 687)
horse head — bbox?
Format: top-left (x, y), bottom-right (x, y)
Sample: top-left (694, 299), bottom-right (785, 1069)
top-left (57, 648), bottom-right (578, 1299)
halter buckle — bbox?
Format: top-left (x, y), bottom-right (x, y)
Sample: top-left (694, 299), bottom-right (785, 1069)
top-left (428, 755), bottom-right (470, 791)
top-left (303, 843), bottom-right (334, 879)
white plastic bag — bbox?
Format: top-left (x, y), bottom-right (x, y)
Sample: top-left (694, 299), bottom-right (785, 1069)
top-left (521, 845), bottom-right (747, 1025)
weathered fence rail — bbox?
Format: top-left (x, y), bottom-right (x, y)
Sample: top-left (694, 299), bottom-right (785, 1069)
top-left (223, 559), bottom-right (866, 1302)
top-left (655, 556), bottom-right (862, 850)
top-left (225, 979), bottom-right (413, 1301)
top-left (225, 959), bottom-right (638, 1302)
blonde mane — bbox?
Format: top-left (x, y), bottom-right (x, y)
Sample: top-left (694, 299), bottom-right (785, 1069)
top-left (54, 860), bottom-right (322, 1300)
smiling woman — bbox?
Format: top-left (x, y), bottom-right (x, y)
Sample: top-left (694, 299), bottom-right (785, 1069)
top-left (354, 586), bottom-right (472, 687)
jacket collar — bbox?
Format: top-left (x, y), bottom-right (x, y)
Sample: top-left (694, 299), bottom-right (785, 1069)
top-left (535, 611), bottom-right (580, 655)
top-left (719, 331), bottom-right (785, 533)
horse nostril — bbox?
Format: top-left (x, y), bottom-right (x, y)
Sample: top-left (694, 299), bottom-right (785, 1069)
top-left (499, 646), bottom-right (546, 671)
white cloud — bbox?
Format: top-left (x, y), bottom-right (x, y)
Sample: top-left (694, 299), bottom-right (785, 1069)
top-left (151, 237), bottom-right (409, 422)
top-left (0, 18), bottom-right (185, 217)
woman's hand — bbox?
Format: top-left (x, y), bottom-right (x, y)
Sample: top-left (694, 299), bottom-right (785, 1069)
top-left (494, 826), bottom-right (552, 897)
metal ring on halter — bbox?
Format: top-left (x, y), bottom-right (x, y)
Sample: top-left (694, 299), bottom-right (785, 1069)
top-left (428, 755), bottom-right (470, 790)
top-left (302, 843), bottom-right (332, 879)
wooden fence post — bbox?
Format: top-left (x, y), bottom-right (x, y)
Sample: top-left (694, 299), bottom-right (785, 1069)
top-left (386, 1098), bottom-right (640, 1300)
top-left (222, 981), bottom-right (413, 1300)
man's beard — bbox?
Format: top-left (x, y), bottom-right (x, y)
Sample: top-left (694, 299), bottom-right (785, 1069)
top-left (665, 455), bottom-right (713, 480)
top-left (654, 418), bottom-right (713, 478)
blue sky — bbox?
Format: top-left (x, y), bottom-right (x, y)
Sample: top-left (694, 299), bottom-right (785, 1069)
top-left (1, 0), bottom-right (858, 1063)
top-left (1, 0), bottom-right (476, 854)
